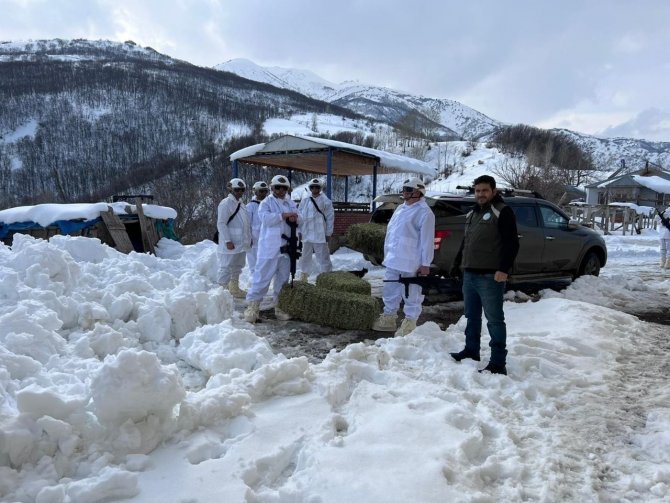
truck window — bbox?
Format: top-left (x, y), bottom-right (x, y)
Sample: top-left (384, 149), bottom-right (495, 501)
top-left (511, 205), bottom-right (538, 227)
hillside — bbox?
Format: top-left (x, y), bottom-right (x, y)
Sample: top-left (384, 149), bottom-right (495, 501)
top-left (2, 39), bottom-right (670, 244)
top-left (217, 58), bottom-right (499, 140)
top-left (0, 39), bottom-right (361, 209)
top-left (217, 58), bottom-right (670, 172)
top-left (555, 128), bottom-right (670, 173)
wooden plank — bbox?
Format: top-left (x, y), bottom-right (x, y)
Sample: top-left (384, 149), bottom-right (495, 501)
top-left (100, 207), bottom-right (134, 253)
top-left (135, 199), bottom-right (158, 255)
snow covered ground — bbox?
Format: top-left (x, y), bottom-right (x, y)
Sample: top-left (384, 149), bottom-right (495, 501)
top-left (1, 230), bottom-right (670, 502)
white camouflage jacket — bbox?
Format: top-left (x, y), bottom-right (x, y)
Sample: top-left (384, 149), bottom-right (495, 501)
top-left (217, 194), bottom-right (251, 254)
top-left (257, 194), bottom-right (299, 259)
top-left (298, 193), bottom-right (334, 243)
top-left (382, 198), bottom-right (435, 273)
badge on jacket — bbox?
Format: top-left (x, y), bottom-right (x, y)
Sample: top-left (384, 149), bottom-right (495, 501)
top-left (483, 212), bottom-right (492, 221)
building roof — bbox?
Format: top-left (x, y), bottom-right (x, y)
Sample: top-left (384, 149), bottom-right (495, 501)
top-left (586, 166), bottom-right (670, 189)
top-left (230, 135), bottom-right (435, 177)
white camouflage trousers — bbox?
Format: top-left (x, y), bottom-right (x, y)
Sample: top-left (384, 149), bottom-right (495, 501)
top-left (246, 243), bottom-right (259, 277)
top-left (246, 254), bottom-right (291, 303)
top-left (661, 238), bottom-right (670, 261)
top-left (217, 251), bottom-right (246, 285)
top-left (381, 267), bottom-right (424, 321)
top-left (298, 242), bottom-right (332, 276)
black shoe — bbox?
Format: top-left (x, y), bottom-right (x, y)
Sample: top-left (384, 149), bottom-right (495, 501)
top-left (450, 349), bottom-right (480, 362)
top-left (478, 362), bottom-right (507, 375)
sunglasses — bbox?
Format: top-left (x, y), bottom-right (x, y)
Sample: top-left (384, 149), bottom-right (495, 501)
top-left (274, 186), bottom-right (288, 190)
top-left (233, 188), bottom-right (245, 192)
top-left (402, 187), bottom-right (415, 193)
top-left (309, 186), bottom-right (320, 190)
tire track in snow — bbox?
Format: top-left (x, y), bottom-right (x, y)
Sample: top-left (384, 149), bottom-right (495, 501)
top-left (535, 320), bottom-right (670, 501)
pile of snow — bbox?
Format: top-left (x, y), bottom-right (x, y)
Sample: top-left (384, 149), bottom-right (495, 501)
top-left (0, 202), bottom-right (177, 228)
top-left (1, 230), bottom-right (670, 501)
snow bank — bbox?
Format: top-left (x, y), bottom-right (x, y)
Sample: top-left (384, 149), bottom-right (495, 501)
top-left (0, 232), bottom-right (669, 502)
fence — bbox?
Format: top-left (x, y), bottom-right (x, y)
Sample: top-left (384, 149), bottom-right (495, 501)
top-left (565, 204), bottom-right (656, 235)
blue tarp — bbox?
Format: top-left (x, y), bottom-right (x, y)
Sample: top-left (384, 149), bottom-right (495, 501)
top-left (0, 217), bottom-right (178, 242)
top-left (0, 218), bottom-right (102, 239)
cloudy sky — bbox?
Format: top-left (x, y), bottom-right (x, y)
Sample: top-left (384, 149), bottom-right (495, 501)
top-left (3, 0), bottom-right (670, 141)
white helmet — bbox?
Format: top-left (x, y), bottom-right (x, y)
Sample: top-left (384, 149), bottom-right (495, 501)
top-left (402, 177), bottom-right (426, 195)
top-left (252, 181), bottom-right (269, 191)
top-left (270, 175), bottom-right (291, 189)
top-left (308, 178), bottom-right (323, 189)
top-left (228, 178), bottom-right (246, 190)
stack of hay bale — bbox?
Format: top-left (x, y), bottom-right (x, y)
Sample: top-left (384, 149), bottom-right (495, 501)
top-left (344, 223), bottom-right (386, 264)
top-left (277, 271), bottom-right (380, 330)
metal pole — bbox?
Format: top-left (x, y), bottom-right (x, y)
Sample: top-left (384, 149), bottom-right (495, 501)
top-left (326, 148), bottom-right (333, 199)
top-left (372, 162), bottom-right (378, 211)
top-left (344, 176), bottom-right (349, 203)
top-left (232, 159), bottom-right (238, 178)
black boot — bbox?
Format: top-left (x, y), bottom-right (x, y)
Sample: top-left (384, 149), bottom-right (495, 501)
top-left (450, 349), bottom-right (480, 362)
top-left (478, 362), bottom-right (507, 375)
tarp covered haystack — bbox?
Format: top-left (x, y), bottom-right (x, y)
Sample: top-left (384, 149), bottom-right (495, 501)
top-left (277, 282), bottom-right (380, 330)
top-left (316, 271), bottom-right (372, 296)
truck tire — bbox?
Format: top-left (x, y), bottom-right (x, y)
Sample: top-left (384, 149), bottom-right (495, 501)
top-left (577, 251), bottom-right (601, 277)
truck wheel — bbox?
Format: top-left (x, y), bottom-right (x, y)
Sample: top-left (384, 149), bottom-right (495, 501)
top-left (578, 251), bottom-right (600, 277)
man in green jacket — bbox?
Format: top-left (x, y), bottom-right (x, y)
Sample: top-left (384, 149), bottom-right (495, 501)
top-left (449, 175), bottom-right (519, 375)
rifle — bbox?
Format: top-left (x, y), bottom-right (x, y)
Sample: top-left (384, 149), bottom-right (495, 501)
top-left (657, 208), bottom-right (670, 232)
top-left (383, 274), bottom-right (457, 297)
top-left (280, 219), bottom-right (302, 285)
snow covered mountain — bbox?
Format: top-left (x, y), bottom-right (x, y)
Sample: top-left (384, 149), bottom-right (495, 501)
top-left (216, 58), bottom-right (500, 140)
top-left (0, 38), bottom-right (178, 64)
top-left (214, 58), bottom-right (339, 100)
top-left (0, 39), bottom-right (360, 213)
top-left (2, 37), bottom-right (669, 218)
top-left (216, 58), bottom-right (670, 172)
top-left (558, 128), bottom-right (670, 172)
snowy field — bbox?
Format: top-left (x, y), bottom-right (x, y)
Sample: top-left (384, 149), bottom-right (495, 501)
top-left (1, 230), bottom-right (670, 502)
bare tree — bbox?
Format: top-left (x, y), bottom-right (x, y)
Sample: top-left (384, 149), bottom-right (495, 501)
top-left (492, 157), bottom-right (566, 202)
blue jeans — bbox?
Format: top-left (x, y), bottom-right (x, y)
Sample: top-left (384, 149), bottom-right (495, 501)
top-left (462, 271), bottom-right (508, 365)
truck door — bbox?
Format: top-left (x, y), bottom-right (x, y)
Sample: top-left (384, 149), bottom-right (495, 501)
top-left (510, 203), bottom-right (546, 274)
top-left (538, 203), bottom-right (584, 273)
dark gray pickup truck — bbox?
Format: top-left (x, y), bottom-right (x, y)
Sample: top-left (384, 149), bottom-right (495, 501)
top-left (361, 192), bottom-right (607, 285)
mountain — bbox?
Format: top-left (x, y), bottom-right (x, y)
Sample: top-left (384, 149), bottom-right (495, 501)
top-left (557, 128), bottom-right (670, 173)
top-left (216, 58), bottom-right (499, 140)
top-left (0, 39), bottom-right (360, 208)
top-left (2, 39), bottom-right (670, 244)
top-left (216, 58), bottom-right (670, 173)
top-left (0, 38), bottom-right (179, 64)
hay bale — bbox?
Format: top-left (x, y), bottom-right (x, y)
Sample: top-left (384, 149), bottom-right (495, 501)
top-left (278, 282), bottom-right (380, 330)
top-left (345, 222), bottom-right (386, 260)
top-left (316, 271), bottom-right (371, 296)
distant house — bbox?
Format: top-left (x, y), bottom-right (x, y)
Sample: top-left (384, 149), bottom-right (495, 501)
top-left (585, 165), bottom-right (670, 208)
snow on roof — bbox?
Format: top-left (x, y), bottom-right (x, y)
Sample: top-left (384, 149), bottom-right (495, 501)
top-left (631, 175), bottom-right (670, 194)
top-left (0, 202), bottom-right (177, 227)
top-left (230, 134), bottom-right (435, 177)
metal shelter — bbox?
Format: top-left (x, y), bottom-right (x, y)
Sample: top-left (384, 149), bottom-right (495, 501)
top-left (229, 135), bottom-right (435, 203)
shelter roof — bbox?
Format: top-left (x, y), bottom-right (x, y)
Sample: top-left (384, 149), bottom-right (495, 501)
top-left (230, 135), bottom-right (435, 177)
